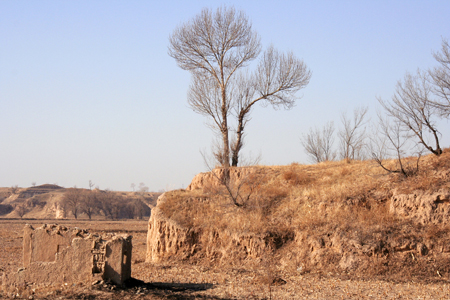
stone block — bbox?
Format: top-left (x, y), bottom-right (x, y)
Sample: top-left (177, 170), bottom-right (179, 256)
top-left (3, 224), bottom-right (132, 289)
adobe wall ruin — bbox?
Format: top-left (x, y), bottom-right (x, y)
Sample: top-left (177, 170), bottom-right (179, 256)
top-left (3, 224), bottom-right (132, 288)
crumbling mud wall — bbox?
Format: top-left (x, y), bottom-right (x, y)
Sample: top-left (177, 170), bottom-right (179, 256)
top-left (389, 190), bottom-right (450, 225)
top-left (146, 194), bottom-right (276, 264)
top-left (3, 224), bottom-right (132, 289)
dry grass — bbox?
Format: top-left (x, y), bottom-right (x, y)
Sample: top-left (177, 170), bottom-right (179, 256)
top-left (157, 151), bottom-right (450, 283)
top-left (162, 151), bottom-right (450, 231)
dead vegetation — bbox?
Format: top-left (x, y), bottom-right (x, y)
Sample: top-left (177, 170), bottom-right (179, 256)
top-left (155, 150), bottom-right (450, 283)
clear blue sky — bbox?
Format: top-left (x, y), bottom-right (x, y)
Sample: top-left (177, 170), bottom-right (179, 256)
top-left (1, 1), bottom-right (449, 191)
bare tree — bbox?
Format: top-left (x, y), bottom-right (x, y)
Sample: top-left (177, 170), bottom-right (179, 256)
top-left (80, 190), bottom-right (100, 220)
top-left (338, 107), bottom-right (369, 162)
top-left (138, 182), bottom-right (149, 194)
top-left (62, 188), bottom-right (82, 219)
top-left (15, 203), bottom-right (28, 219)
top-left (429, 38), bottom-right (450, 117)
top-left (130, 183), bottom-right (135, 192)
top-left (378, 70), bottom-right (442, 156)
top-left (88, 180), bottom-right (95, 190)
top-left (301, 121), bottom-right (335, 163)
top-left (169, 6), bottom-right (311, 167)
top-left (370, 114), bottom-right (422, 177)
top-left (133, 199), bottom-right (149, 219)
top-left (10, 185), bottom-right (19, 195)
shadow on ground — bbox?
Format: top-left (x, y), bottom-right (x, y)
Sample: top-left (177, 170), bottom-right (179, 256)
top-left (61, 278), bottom-right (227, 300)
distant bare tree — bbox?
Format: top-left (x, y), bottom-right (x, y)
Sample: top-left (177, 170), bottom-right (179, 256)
top-left (123, 202), bottom-right (135, 219)
top-left (339, 107), bottom-right (369, 162)
top-left (81, 190), bottom-right (100, 220)
top-left (88, 180), bottom-right (95, 190)
top-left (169, 6), bottom-right (311, 168)
top-left (98, 190), bottom-right (115, 219)
top-left (301, 121), bottom-right (335, 163)
top-left (378, 70), bottom-right (442, 156)
top-left (133, 199), bottom-right (148, 219)
top-left (138, 182), bottom-right (149, 194)
top-left (130, 183), bottom-right (135, 192)
top-left (62, 188), bottom-right (82, 219)
top-left (110, 194), bottom-right (123, 220)
top-left (15, 203), bottom-right (28, 219)
top-left (31, 182), bottom-right (36, 187)
top-left (98, 190), bottom-right (126, 220)
top-left (10, 185), bottom-right (19, 195)
top-left (429, 38), bottom-right (450, 117)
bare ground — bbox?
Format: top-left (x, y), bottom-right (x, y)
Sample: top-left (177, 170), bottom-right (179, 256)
top-left (0, 219), bottom-right (449, 299)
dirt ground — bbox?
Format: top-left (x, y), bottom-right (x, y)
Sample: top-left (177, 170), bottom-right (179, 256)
top-left (0, 219), bottom-right (449, 299)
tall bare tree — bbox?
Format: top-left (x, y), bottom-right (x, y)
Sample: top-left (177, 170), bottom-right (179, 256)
top-left (301, 121), bottom-right (335, 163)
top-left (429, 38), bottom-right (450, 117)
top-left (378, 70), bottom-right (442, 156)
top-left (169, 6), bottom-right (311, 167)
top-left (338, 106), bottom-right (369, 162)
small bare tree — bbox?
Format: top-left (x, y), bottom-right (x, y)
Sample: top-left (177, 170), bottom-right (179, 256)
top-left (15, 203), bottom-right (28, 219)
top-left (88, 180), bottom-right (95, 190)
top-left (169, 6), bottom-right (311, 168)
top-left (338, 107), bottom-right (369, 162)
top-left (301, 121), bottom-right (335, 163)
top-left (370, 114), bottom-right (422, 177)
top-left (378, 70), bottom-right (442, 156)
top-left (429, 38), bottom-right (450, 117)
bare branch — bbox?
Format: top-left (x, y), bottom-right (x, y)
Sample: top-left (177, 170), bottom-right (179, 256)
top-left (378, 70), bottom-right (442, 156)
top-left (338, 107), bottom-right (369, 162)
top-left (301, 121), bottom-right (335, 163)
top-left (370, 114), bottom-right (422, 177)
top-left (429, 38), bottom-right (450, 117)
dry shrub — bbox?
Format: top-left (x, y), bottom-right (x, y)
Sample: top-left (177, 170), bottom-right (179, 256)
top-left (282, 168), bottom-right (313, 186)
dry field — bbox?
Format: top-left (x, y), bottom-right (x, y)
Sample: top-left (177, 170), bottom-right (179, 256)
top-left (0, 219), bottom-right (449, 299)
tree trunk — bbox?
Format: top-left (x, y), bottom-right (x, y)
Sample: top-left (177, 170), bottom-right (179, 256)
top-left (231, 113), bottom-right (245, 167)
top-left (221, 85), bottom-right (230, 168)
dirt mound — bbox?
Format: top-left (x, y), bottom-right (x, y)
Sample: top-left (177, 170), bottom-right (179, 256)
top-left (147, 153), bottom-right (450, 282)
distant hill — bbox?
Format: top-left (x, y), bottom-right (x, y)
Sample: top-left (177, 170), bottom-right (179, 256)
top-left (0, 185), bottom-right (161, 220)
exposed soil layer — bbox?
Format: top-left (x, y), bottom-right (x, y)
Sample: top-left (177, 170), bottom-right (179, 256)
top-left (1, 219), bottom-right (449, 299)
